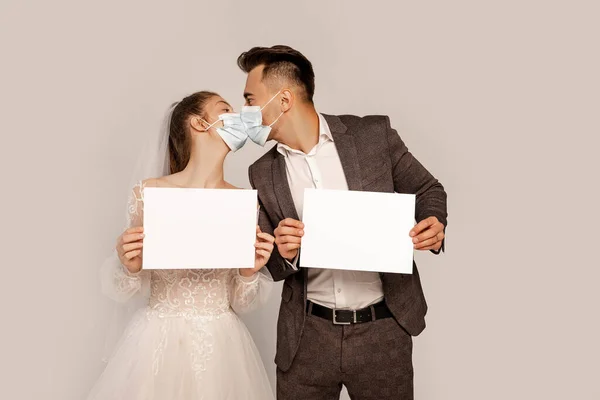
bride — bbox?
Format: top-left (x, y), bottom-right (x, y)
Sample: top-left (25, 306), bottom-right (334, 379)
top-left (88, 91), bottom-right (275, 400)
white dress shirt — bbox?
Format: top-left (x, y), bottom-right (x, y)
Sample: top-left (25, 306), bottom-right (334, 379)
top-left (277, 113), bottom-right (384, 310)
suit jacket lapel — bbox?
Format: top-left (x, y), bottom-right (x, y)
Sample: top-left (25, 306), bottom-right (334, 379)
top-left (322, 114), bottom-right (363, 191)
top-left (272, 154), bottom-right (300, 221)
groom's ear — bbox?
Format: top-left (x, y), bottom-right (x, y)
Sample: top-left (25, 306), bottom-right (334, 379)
top-left (281, 89), bottom-right (294, 112)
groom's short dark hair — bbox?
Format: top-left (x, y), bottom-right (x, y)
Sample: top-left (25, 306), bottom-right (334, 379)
top-left (237, 45), bottom-right (315, 103)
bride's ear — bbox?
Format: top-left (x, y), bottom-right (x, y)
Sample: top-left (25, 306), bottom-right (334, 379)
top-left (189, 116), bottom-right (206, 135)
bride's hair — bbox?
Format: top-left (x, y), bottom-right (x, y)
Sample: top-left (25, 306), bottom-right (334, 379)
top-left (168, 91), bottom-right (218, 174)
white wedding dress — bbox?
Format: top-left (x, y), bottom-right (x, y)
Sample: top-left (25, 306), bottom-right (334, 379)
top-left (88, 182), bottom-right (275, 400)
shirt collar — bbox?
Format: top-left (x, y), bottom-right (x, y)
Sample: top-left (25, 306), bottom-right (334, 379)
top-left (277, 113), bottom-right (333, 156)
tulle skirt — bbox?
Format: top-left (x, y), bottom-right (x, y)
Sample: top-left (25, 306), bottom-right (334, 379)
top-left (87, 308), bottom-right (274, 400)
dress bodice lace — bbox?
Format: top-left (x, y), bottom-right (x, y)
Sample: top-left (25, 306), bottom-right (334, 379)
top-left (149, 269), bottom-right (257, 317)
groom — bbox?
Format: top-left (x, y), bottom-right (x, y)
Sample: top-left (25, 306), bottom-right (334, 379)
top-left (241, 45), bottom-right (447, 400)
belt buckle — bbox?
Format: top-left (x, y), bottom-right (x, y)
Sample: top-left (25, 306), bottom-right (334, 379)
top-left (332, 309), bottom-right (356, 325)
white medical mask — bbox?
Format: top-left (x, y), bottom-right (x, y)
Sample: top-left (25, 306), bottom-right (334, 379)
top-left (202, 113), bottom-right (248, 152)
top-left (240, 90), bottom-right (284, 146)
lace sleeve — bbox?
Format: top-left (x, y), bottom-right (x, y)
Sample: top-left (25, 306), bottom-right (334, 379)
top-left (229, 268), bottom-right (273, 314)
top-left (100, 182), bottom-right (150, 303)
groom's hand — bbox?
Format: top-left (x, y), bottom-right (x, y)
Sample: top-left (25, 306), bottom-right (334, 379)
top-left (274, 218), bottom-right (304, 261)
top-left (410, 216), bottom-right (445, 251)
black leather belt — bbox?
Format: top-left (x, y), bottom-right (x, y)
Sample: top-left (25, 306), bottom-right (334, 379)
top-left (307, 300), bottom-right (393, 325)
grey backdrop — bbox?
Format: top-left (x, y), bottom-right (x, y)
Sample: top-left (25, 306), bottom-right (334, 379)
top-left (1, 0), bottom-right (598, 399)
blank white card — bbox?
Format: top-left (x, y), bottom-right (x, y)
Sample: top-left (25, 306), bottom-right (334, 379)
top-left (300, 189), bottom-right (415, 274)
top-left (142, 188), bottom-right (257, 270)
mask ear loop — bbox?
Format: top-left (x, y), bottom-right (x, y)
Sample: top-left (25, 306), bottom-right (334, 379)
top-left (269, 111), bottom-right (285, 127)
top-left (263, 88), bottom-right (289, 127)
top-left (260, 89), bottom-right (284, 111)
top-left (200, 117), bottom-right (220, 132)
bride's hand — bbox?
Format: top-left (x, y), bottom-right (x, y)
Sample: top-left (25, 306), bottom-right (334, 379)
top-left (240, 226), bottom-right (275, 277)
top-left (116, 227), bottom-right (144, 274)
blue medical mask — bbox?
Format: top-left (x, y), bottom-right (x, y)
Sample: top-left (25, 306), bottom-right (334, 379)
top-left (240, 90), bottom-right (284, 147)
top-left (202, 113), bottom-right (248, 152)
